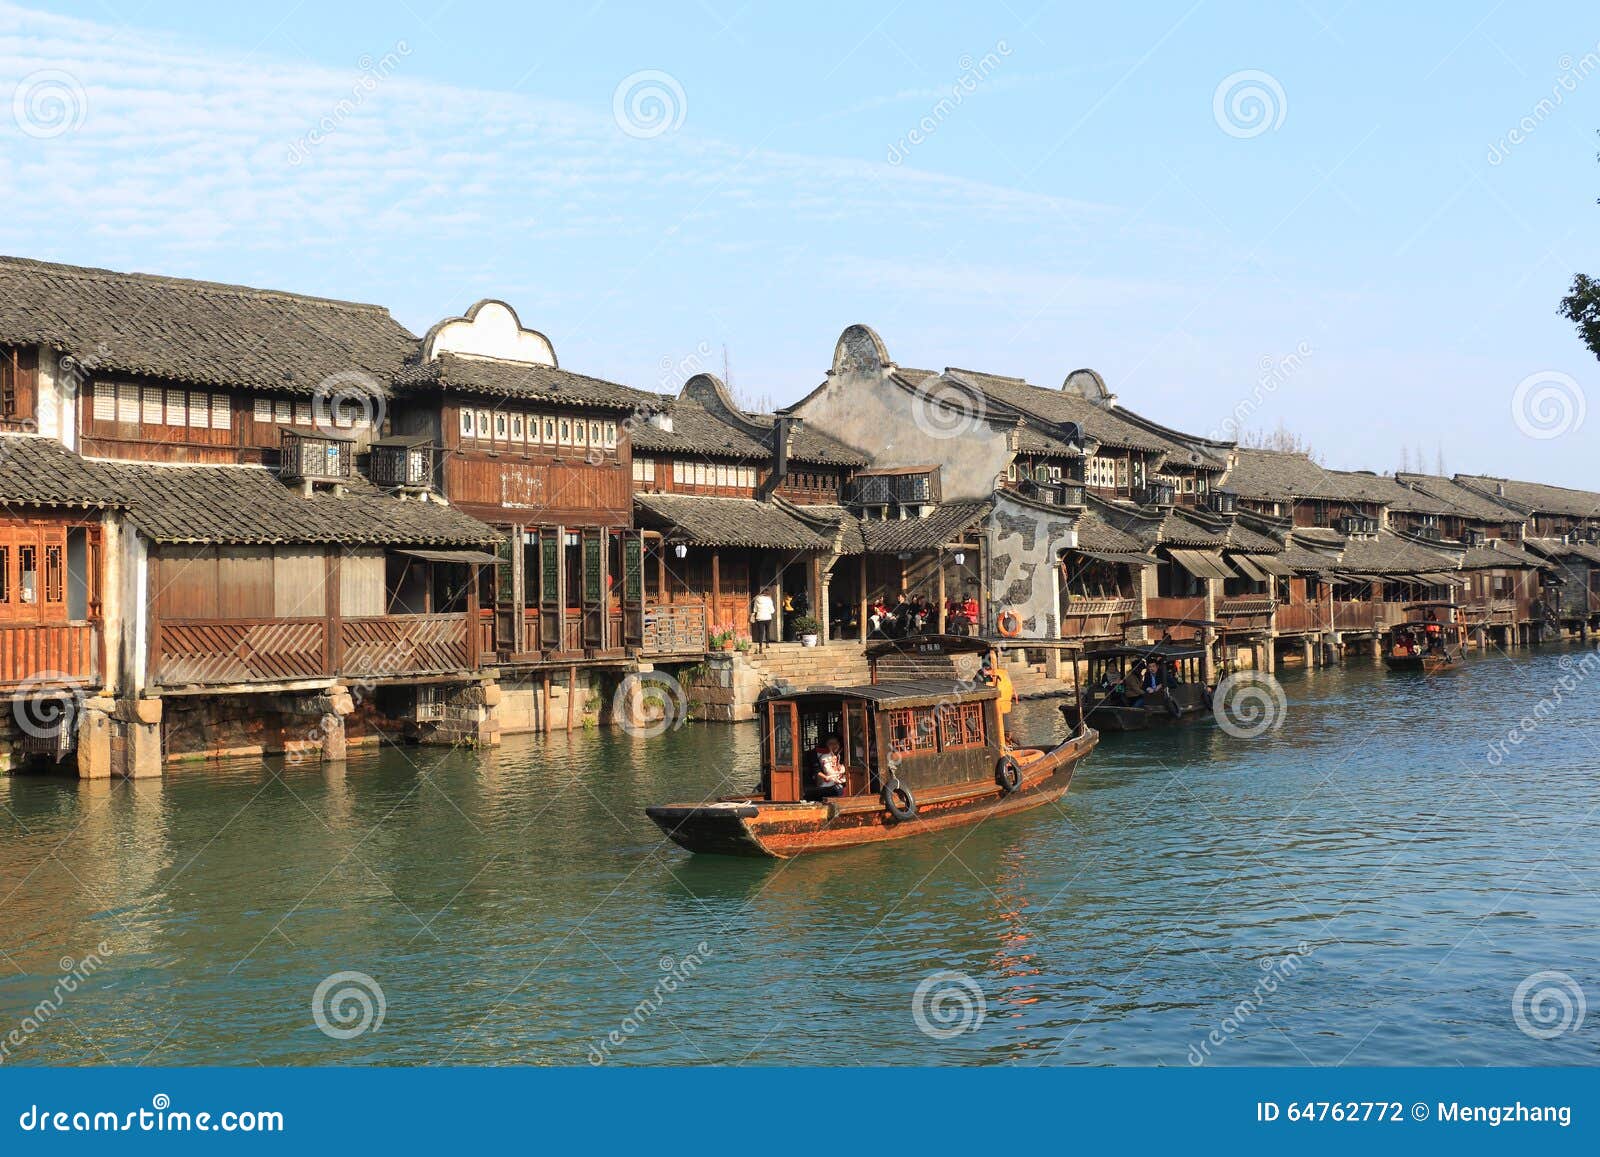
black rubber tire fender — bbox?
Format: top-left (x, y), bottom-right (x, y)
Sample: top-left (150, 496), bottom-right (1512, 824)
top-left (881, 777), bottom-right (917, 822)
top-left (995, 755), bottom-right (1022, 794)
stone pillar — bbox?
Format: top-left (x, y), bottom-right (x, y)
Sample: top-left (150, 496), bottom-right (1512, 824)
top-left (320, 683), bottom-right (356, 763)
top-left (1043, 647), bottom-right (1061, 679)
top-left (1302, 637), bottom-right (1315, 668)
top-left (126, 697), bottom-right (164, 779)
top-left (76, 695), bottom-right (116, 780)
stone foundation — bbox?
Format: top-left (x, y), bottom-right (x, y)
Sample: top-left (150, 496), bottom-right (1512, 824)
top-left (682, 655), bottom-right (764, 722)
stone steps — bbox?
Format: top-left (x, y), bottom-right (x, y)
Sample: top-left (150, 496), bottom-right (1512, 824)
top-left (741, 643), bottom-right (872, 689)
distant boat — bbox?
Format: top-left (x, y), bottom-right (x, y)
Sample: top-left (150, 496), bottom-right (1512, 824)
top-left (647, 636), bottom-right (1097, 858)
top-left (1384, 603), bottom-right (1466, 673)
top-left (1062, 616), bottom-right (1220, 733)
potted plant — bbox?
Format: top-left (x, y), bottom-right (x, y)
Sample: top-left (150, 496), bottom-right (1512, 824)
top-left (710, 629), bottom-right (736, 652)
top-left (791, 614), bottom-right (822, 647)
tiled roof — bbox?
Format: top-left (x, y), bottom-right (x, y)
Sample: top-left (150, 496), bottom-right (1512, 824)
top-left (629, 398), bottom-right (865, 465)
top-left (1334, 531), bottom-right (1458, 575)
top-left (393, 353), bottom-right (655, 411)
top-left (633, 493), bottom-right (829, 550)
top-left (1457, 540), bottom-right (1549, 570)
top-left (0, 255), bottom-right (416, 395)
top-left (790, 503), bottom-right (866, 554)
top-left (1224, 449), bottom-right (1393, 503)
top-left (1072, 508), bottom-right (1148, 554)
top-left (943, 368), bottom-right (1173, 454)
top-left (1394, 473), bottom-right (1520, 522)
top-left (0, 435), bottom-right (124, 509)
top-left (104, 463), bottom-right (502, 546)
top-left (1525, 537), bottom-right (1600, 565)
top-left (0, 437), bottom-right (499, 546)
top-left (1454, 474), bottom-right (1600, 520)
top-left (856, 500), bottom-right (990, 552)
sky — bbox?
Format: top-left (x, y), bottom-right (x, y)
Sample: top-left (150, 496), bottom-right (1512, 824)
top-left (1, 1), bottom-right (1598, 486)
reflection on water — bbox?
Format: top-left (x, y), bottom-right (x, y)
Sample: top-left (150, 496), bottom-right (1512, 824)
top-left (2, 646), bottom-right (1599, 1066)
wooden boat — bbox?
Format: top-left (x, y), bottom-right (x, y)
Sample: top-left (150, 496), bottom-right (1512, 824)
top-left (1061, 617), bottom-right (1221, 733)
top-left (1384, 602), bottom-right (1466, 673)
top-left (647, 637), bottom-right (1097, 858)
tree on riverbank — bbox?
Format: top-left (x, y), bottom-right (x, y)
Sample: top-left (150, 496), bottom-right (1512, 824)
top-left (1558, 131), bottom-right (1600, 359)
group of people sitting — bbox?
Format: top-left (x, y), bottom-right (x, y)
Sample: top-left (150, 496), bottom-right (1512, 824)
top-left (1096, 655), bottom-right (1185, 708)
top-left (1391, 621), bottom-right (1445, 657)
top-left (864, 593), bottom-right (981, 638)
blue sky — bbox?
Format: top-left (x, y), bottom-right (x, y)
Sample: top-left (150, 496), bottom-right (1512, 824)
top-left (2, 1), bottom-right (1598, 485)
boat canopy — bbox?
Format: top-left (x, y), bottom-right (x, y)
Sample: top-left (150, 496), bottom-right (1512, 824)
top-left (1087, 642), bottom-right (1206, 661)
top-left (865, 634), bottom-right (992, 660)
top-left (1122, 615), bottom-right (1225, 630)
top-left (758, 680), bottom-right (998, 710)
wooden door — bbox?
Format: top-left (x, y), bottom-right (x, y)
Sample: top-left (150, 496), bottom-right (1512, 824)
top-left (621, 531), bottom-right (644, 647)
top-left (581, 529), bottom-right (604, 648)
top-left (493, 530), bottom-right (519, 652)
top-left (539, 527), bottom-right (562, 652)
top-left (766, 700), bottom-right (799, 803)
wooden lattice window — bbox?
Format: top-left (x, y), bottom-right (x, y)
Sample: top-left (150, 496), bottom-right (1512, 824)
top-left (43, 544), bottom-right (63, 604)
top-left (0, 348), bottom-right (15, 418)
top-left (887, 707), bottom-right (938, 756)
top-left (937, 702), bottom-right (987, 751)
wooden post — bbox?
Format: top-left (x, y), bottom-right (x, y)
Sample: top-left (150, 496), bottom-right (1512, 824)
top-left (936, 549), bottom-right (947, 634)
top-left (465, 561), bottom-right (480, 668)
top-left (858, 554), bottom-right (868, 644)
top-left (711, 550), bottom-right (721, 636)
top-left (326, 550), bottom-right (343, 676)
top-left (542, 673), bottom-right (552, 734)
top-left (566, 664), bottom-right (577, 733)
top-left (656, 534), bottom-right (667, 604)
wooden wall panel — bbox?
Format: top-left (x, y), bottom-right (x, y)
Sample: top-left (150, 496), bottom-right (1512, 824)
top-left (156, 546), bottom-right (219, 620)
top-left (273, 547), bottom-right (326, 617)
top-left (217, 547), bottom-right (273, 618)
top-left (445, 455), bottom-right (631, 525)
top-left (338, 549), bottom-right (386, 616)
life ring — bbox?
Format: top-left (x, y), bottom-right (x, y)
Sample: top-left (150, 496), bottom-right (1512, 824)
top-left (995, 755), bottom-right (1022, 794)
top-left (881, 777), bottom-right (918, 822)
top-left (996, 610), bottom-right (1023, 637)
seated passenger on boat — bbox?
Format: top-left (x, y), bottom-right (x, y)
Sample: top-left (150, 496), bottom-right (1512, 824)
top-left (803, 734), bottom-right (847, 801)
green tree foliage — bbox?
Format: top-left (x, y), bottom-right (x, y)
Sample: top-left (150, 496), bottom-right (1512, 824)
top-left (1559, 272), bottom-right (1600, 360)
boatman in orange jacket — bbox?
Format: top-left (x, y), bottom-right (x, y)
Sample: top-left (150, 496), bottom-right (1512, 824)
top-left (980, 650), bottom-right (1016, 750)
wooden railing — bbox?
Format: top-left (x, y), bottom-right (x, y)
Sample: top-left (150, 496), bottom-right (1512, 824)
top-left (1273, 602), bottom-right (1327, 634)
top-left (155, 618), bottom-right (327, 686)
top-left (340, 614), bottom-right (471, 679)
top-left (1060, 596), bottom-right (1136, 639)
top-left (1143, 596), bottom-right (1207, 640)
top-left (0, 622), bottom-right (101, 689)
top-left (643, 602), bottom-right (709, 655)
top-left (1331, 602), bottom-right (1376, 632)
top-left (156, 613), bottom-right (475, 687)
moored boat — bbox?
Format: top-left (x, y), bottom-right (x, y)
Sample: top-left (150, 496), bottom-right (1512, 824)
top-left (647, 672), bottom-right (1097, 858)
top-left (1062, 616), bottom-right (1221, 733)
top-left (1384, 602), bottom-right (1467, 673)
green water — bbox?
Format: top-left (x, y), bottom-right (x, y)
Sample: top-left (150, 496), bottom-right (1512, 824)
top-left (2, 646), bottom-right (1598, 1066)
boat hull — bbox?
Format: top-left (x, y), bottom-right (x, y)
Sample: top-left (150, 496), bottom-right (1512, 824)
top-left (1384, 653), bottom-right (1459, 673)
top-left (646, 729), bottom-right (1098, 858)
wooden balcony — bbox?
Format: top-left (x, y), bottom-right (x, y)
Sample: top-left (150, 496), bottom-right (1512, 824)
top-left (1273, 602), bottom-right (1327, 634)
top-left (154, 613), bottom-right (477, 688)
top-left (1142, 596), bottom-right (1207, 639)
top-left (0, 622), bottom-right (101, 690)
top-left (1059, 596), bottom-right (1135, 639)
top-left (339, 614), bottom-right (472, 679)
top-left (642, 602), bottom-right (709, 655)
top-left (1217, 595), bottom-right (1275, 632)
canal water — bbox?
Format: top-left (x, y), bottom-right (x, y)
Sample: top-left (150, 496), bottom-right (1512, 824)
top-left (2, 645), bottom-right (1598, 1067)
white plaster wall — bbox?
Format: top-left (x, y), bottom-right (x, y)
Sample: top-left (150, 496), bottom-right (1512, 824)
top-left (985, 491), bottom-right (1079, 639)
top-left (792, 367), bottom-right (1014, 501)
top-left (425, 301), bottom-right (556, 366)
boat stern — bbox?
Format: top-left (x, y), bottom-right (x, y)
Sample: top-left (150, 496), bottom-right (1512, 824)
top-left (644, 801), bottom-right (775, 857)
